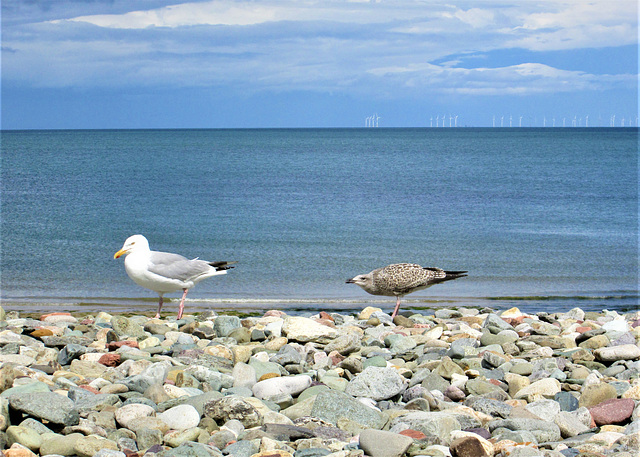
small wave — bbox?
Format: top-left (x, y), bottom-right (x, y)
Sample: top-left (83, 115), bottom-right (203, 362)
top-left (486, 293), bottom-right (639, 302)
top-left (189, 297), bottom-right (463, 305)
top-left (0, 295), bottom-right (464, 305)
top-left (2, 291), bottom-right (637, 315)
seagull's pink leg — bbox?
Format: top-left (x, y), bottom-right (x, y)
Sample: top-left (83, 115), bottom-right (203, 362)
top-left (391, 296), bottom-right (402, 318)
top-left (177, 288), bottom-right (189, 320)
top-left (155, 296), bottom-right (164, 319)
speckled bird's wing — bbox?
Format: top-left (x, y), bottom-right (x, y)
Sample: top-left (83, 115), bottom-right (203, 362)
top-left (371, 263), bottom-right (431, 294)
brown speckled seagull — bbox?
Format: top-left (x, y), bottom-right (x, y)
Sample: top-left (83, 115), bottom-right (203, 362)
top-left (346, 263), bottom-right (467, 317)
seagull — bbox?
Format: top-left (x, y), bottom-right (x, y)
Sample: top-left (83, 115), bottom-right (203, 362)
top-left (114, 234), bottom-right (235, 319)
top-left (346, 263), bottom-right (467, 317)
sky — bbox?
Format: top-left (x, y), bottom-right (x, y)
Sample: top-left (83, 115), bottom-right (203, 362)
top-left (1, 0), bottom-right (638, 129)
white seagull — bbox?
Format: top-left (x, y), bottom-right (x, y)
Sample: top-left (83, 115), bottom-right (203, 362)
top-left (114, 234), bottom-right (235, 319)
top-left (347, 263), bottom-right (467, 317)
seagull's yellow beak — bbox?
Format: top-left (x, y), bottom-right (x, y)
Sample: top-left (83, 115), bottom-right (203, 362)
top-left (114, 249), bottom-right (127, 259)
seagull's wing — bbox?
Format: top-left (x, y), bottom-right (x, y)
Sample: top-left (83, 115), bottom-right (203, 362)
top-left (374, 264), bottom-right (415, 289)
top-left (147, 251), bottom-right (212, 282)
top-left (376, 263), bottom-right (445, 294)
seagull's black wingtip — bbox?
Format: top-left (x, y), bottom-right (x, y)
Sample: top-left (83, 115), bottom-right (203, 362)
top-left (209, 260), bottom-right (237, 270)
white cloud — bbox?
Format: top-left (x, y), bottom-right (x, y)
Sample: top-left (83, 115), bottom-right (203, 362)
top-left (53, 0), bottom-right (415, 29)
top-left (451, 7), bottom-right (496, 28)
top-left (507, 22), bottom-right (637, 51)
top-left (44, 1), bottom-right (639, 55)
top-left (3, 0), bottom-right (637, 98)
top-left (57, 2), bottom-right (281, 28)
top-left (366, 61), bottom-right (636, 97)
top-left (394, 1), bottom-right (637, 51)
top-left (519, 1), bottom-right (634, 30)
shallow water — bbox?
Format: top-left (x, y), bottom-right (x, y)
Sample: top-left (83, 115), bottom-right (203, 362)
top-left (2, 128), bottom-right (638, 315)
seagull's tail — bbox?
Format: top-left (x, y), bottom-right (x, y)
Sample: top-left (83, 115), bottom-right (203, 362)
top-left (442, 270), bottom-right (468, 282)
top-left (444, 270), bottom-right (467, 277)
top-left (424, 267), bottom-right (468, 284)
top-left (208, 261), bottom-right (237, 271)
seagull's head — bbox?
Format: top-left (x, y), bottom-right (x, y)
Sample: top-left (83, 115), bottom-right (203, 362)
top-left (346, 273), bottom-right (374, 292)
top-left (114, 234), bottom-right (149, 259)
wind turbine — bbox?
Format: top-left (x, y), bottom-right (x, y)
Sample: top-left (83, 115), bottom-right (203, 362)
top-left (543, 116), bottom-right (546, 128)
top-left (585, 115), bottom-right (589, 127)
top-left (454, 115), bottom-right (458, 127)
top-left (509, 115), bottom-right (512, 128)
top-left (500, 115), bottom-right (504, 127)
top-left (449, 114), bottom-right (453, 128)
top-left (552, 117), bottom-right (556, 127)
top-left (375, 114), bottom-right (381, 127)
top-left (430, 117), bottom-right (433, 128)
top-left (436, 115), bottom-right (440, 128)
top-left (611, 115), bottom-right (615, 127)
top-left (493, 115), bottom-right (496, 128)
top-left (519, 115), bottom-right (523, 127)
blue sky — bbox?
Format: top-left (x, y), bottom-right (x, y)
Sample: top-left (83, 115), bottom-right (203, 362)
top-left (2, 0), bottom-right (637, 128)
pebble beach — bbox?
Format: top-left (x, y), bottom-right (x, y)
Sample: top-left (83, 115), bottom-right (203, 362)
top-left (0, 305), bottom-right (638, 457)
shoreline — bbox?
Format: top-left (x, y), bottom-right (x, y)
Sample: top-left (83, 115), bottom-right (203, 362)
top-left (1, 289), bottom-right (638, 317)
top-left (0, 304), bottom-right (639, 456)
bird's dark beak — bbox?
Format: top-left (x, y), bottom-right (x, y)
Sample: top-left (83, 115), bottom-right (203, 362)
top-left (346, 278), bottom-right (355, 284)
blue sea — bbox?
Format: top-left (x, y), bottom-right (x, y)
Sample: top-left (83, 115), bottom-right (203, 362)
top-left (1, 128), bottom-right (638, 316)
